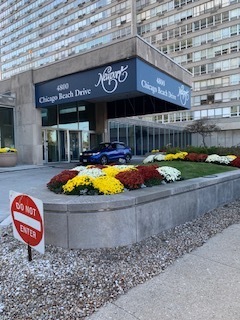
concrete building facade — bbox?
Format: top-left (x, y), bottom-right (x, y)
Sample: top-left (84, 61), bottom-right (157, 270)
top-left (0, 34), bottom-right (191, 164)
top-left (134, 0), bottom-right (240, 147)
top-left (1, 0), bottom-right (239, 119)
top-left (2, 0), bottom-right (238, 162)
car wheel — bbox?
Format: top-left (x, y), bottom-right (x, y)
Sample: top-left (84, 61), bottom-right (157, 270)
top-left (125, 154), bottom-right (131, 163)
top-left (100, 155), bottom-right (108, 165)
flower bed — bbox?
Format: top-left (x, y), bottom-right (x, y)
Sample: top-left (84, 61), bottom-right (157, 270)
top-left (144, 151), bottom-right (239, 167)
top-left (42, 170), bottom-right (240, 249)
top-left (47, 151), bottom-right (240, 196)
top-left (47, 164), bottom-right (181, 195)
top-left (0, 147), bottom-right (17, 153)
top-left (0, 147), bottom-right (18, 167)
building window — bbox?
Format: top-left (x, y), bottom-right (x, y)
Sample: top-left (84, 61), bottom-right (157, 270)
top-left (0, 107), bottom-right (14, 148)
top-left (222, 92), bottom-right (231, 102)
top-left (231, 106), bottom-right (238, 116)
top-left (207, 109), bottom-right (215, 118)
top-left (201, 65), bottom-right (206, 74)
top-left (200, 95), bottom-right (207, 105)
top-left (192, 96), bottom-right (200, 106)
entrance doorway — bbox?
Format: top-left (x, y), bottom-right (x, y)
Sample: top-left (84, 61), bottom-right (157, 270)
top-left (70, 131), bottom-right (81, 161)
top-left (42, 129), bottom-right (99, 163)
top-left (42, 129), bottom-right (68, 163)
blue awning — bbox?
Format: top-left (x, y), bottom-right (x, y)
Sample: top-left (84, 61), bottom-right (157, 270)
top-left (35, 58), bottom-right (191, 109)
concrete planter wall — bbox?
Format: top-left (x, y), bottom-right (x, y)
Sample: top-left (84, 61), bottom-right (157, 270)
top-left (34, 170), bottom-right (240, 250)
top-left (0, 152), bottom-right (17, 167)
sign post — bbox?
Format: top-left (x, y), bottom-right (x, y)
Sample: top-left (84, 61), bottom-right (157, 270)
top-left (10, 191), bottom-right (45, 259)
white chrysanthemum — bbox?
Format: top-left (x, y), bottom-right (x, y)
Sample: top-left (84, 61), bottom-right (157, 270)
top-left (206, 154), bottom-right (222, 163)
top-left (218, 156), bottom-right (231, 165)
top-left (143, 154), bottom-right (156, 164)
top-left (112, 165), bottom-right (135, 170)
top-left (78, 168), bottom-right (105, 178)
top-left (156, 166), bottom-right (181, 182)
top-left (154, 154), bottom-right (166, 161)
top-left (71, 166), bottom-right (86, 172)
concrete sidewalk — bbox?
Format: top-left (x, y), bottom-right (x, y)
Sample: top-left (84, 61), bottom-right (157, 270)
top-left (87, 223), bottom-right (240, 320)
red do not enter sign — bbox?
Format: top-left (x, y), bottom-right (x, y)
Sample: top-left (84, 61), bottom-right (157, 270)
top-left (10, 192), bottom-right (44, 253)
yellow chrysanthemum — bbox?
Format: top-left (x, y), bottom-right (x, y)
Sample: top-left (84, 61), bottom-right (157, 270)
top-left (164, 153), bottom-right (175, 161)
top-left (227, 155), bottom-right (237, 160)
top-left (62, 175), bottom-right (93, 193)
top-left (175, 152), bottom-right (188, 159)
top-left (0, 147), bottom-right (17, 153)
top-left (102, 166), bottom-right (122, 177)
top-left (93, 176), bottom-right (124, 195)
top-left (165, 152), bottom-right (187, 160)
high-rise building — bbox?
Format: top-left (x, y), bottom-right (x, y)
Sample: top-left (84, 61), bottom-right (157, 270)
top-left (0, 1), bottom-right (193, 164)
top-left (136, 0), bottom-right (240, 125)
top-left (1, 0), bottom-right (239, 123)
top-left (0, 0), bottom-right (135, 80)
top-left (1, 0), bottom-right (239, 164)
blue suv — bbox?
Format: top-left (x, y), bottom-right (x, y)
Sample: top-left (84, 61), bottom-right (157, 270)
top-left (79, 142), bottom-right (132, 165)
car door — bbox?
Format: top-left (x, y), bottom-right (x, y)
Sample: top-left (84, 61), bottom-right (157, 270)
top-left (113, 143), bottom-right (125, 161)
top-left (106, 143), bottom-right (118, 162)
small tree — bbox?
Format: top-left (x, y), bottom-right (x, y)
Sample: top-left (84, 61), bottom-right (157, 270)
top-left (185, 118), bottom-right (220, 148)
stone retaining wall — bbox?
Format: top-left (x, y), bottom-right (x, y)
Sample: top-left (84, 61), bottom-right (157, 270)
top-left (42, 170), bottom-right (240, 249)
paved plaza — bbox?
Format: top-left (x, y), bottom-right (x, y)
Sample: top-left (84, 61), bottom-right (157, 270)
top-left (1, 162), bottom-right (240, 319)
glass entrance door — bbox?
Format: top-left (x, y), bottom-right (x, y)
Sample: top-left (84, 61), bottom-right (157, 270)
top-left (70, 131), bottom-right (81, 161)
top-left (42, 129), bottom-right (68, 163)
top-left (46, 129), bottom-right (59, 162)
top-left (59, 130), bottom-right (68, 162)
top-left (42, 130), bottom-right (48, 164)
top-left (42, 129), bottom-right (98, 163)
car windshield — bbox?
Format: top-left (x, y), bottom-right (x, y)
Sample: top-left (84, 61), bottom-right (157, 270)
top-left (90, 146), bottom-right (101, 152)
top-left (90, 143), bottom-right (110, 152)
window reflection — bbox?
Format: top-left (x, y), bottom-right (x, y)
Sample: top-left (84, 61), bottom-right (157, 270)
top-left (1, 0), bottom-right (132, 79)
top-left (109, 119), bottom-right (191, 155)
top-left (41, 102), bottom-right (95, 131)
top-left (0, 107), bottom-right (14, 148)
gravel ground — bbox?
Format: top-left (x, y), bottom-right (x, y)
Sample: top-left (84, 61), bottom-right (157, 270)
top-left (1, 200), bottom-right (240, 320)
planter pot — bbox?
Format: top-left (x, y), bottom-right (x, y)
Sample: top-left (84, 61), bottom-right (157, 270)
top-left (0, 153), bottom-right (18, 167)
